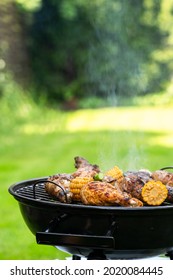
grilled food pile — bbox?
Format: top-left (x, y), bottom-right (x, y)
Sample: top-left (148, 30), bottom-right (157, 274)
top-left (45, 156), bottom-right (173, 207)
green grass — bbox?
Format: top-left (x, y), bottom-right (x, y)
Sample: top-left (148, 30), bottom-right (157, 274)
top-left (1, 100), bottom-right (173, 259)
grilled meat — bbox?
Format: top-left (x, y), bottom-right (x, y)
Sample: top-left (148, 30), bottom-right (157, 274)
top-left (45, 156), bottom-right (100, 202)
top-left (167, 186), bottom-right (173, 202)
top-left (81, 181), bottom-right (143, 207)
top-left (72, 156), bottom-right (100, 178)
top-left (152, 170), bottom-right (173, 186)
top-left (121, 171), bottom-right (168, 205)
top-left (45, 174), bottom-right (73, 203)
top-left (122, 170), bottom-right (152, 200)
top-left (44, 156), bottom-right (173, 207)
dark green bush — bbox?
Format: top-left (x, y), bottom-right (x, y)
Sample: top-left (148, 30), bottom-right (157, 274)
top-left (14, 0), bottom-right (173, 105)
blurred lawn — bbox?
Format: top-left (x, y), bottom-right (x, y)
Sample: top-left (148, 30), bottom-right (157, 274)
top-left (1, 105), bottom-right (173, 259)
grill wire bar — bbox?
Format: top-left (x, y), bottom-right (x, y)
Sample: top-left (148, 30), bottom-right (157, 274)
top-left (15, 181), bottom-right (171, 206)
top-left (15, 182), bottom-right (64, 203)
top-left (32, 180), bottom-right (68, 202)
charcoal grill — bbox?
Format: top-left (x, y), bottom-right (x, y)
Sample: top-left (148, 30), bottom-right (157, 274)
top-left (9, 177), bottom-right (173, 260)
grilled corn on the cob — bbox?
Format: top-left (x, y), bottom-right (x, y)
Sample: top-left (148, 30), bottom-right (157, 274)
top-left (105, 166), bottom-right (123, 180)
top-left (70, 176), bottom-right (93, 201)
top-left (141, 180), bottom-right (168, 205)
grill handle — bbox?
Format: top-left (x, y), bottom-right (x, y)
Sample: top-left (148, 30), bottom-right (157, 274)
top-left (33, 180), bottom-right (69, 202)
top-left (36, 232), bottom-right (115, 249)
top-left (160, 166), bottom-right (173, 171)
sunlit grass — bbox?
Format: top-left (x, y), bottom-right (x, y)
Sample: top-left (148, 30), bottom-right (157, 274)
top-left (18, 106), bottom-right (173, 134)
top-left (65, 107), bottom-right (173, 134)
top-left (18, 106), bottom-right (173, 150)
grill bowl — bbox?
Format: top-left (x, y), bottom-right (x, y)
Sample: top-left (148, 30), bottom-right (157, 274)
top-left (9, 177), bottom-right (173, 259)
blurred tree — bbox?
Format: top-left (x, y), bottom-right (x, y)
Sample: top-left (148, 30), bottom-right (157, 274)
top-left (0, 0), bottom-right (31, 88)
top-left (86, 0), bottom-right (173, 100)
top-left (1, 0), bottom-right (173, 105)
top-left (28, 0), bottom-right (173, 104)
top-left (29, 0), bottom-right (95, 106)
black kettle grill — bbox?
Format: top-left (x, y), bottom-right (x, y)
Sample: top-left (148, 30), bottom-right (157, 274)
top-left (9, 176), bottom-right (173, 260)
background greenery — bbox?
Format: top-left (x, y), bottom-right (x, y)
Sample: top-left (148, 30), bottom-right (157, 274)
top-left (1, 0), bottom-right (173, 106)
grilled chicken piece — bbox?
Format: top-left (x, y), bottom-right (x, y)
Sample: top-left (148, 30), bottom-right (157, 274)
top-left (81, 181), bottom-right (143, 207)
top-left (121, 170), bottom-right (169, 205)
top-left (45, 157), bottom-right (100, 203)
top-left (72, 156), bottom-right (100, 178)
top-left (122, 170), bottom-right (152, 200)
top-left (167, 186), bottom-right (173, 202)
top-left (152, 170), bottom-right (173, 186)
top-left (45, 174), bottom-right (73, 203)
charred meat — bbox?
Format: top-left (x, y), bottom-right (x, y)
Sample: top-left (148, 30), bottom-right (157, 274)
top-left (122, 170), bottom-right (152, 200)
top-left (45, 174), bottom-right (73, 203)
top-left (44, 156), bottom-right (173, 207)
top-left (152, 170), bottom-right (173, 186)
top-left (72, 156), bottom-right (100, 178)
top-left (81, 181), bottom-right (143, 207)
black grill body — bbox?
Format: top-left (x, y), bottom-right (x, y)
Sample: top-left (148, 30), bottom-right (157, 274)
top-left (9, 177), bottom-right (173, 259)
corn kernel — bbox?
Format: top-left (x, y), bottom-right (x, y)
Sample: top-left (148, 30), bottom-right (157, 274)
top-left (70, 176), bottom-right (93, 201)
top-left (142, 181), bottom-right (168, 205)
top-left (105, 166), bottom-right (123, 180)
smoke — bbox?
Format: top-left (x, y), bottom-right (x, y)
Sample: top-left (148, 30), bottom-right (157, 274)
top-left (86, 0), bottom-right (146, 103)
top-left (125, 140), bottom-right (148, 171)
top-left (85, 1), bottom-right (149, 169)
top-left (98, 131), bottom-right (148, 172)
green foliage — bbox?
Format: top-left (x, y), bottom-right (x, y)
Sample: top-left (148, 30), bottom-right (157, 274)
top-left (20, 0), bottom-right (173, 104)
top-left (3, 0), bottom-right (173, 106)
top-left (0, 76), bottom-right (38, 132)
top-left (133, 91), bottom-right (173, 106)
top-left (27, 0), bottom-right (95, 103)
top-left (15, 0), bottom-right (41, 11)
top-left (86, 0), bottom-right (173, 98)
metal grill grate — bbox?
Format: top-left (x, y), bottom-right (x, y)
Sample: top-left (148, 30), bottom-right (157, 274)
top-left (14, 181), bottom-right (172, 206)
top-left (15, 183), bottom-right (59, 203)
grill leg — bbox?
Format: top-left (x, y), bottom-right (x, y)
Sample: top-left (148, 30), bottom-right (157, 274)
top-left (165, 250), bottom-right (173, 260)
top-left (72, 255), bottom-right (81, 260)
top-left (87, 250), bottom-right (107, 260)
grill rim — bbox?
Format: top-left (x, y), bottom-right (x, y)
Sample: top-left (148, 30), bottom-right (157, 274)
top-left (8, 177), bottom-right (173, 213)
